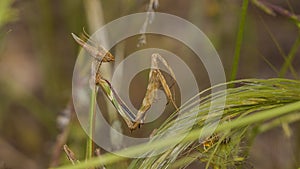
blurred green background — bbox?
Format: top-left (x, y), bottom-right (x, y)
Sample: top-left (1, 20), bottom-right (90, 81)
top-left (0, 0), bottom-right (299, 168)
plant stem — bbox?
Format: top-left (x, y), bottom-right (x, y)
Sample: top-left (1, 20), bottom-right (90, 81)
top-left (85, 87), bottom-right (97, 160)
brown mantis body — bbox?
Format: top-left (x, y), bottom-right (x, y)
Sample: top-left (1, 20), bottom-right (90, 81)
top-left (72, 33), bottom-right (178, 130)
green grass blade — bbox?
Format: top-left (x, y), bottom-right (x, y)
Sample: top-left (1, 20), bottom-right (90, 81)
top-left (279, 35), bottom-right (300, 78)
top-left (230, 0), bottom-right (249, 84)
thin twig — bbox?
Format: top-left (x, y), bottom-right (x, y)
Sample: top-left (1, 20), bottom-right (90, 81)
top-left (137, 0), bottom-right (159, 47)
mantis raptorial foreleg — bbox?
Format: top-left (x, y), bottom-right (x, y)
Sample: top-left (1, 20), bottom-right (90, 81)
top-left (72, 33), bottom-right (178, 131)
top-left (132, 53), bottom-right (179, 129)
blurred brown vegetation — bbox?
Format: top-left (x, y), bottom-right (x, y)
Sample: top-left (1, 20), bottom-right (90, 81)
top-left (0, 0), bottom-right (299, 169)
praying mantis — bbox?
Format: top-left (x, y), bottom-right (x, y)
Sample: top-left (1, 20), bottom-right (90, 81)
top-left (72, 33), bottom-right (179, 131)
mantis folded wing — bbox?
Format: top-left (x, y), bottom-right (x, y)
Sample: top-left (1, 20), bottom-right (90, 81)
top-left (72, 33), bottom-right (178, 131)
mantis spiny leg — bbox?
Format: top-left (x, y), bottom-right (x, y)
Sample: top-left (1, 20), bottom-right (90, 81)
top-left (132, 53), bottom-right (179, 129)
